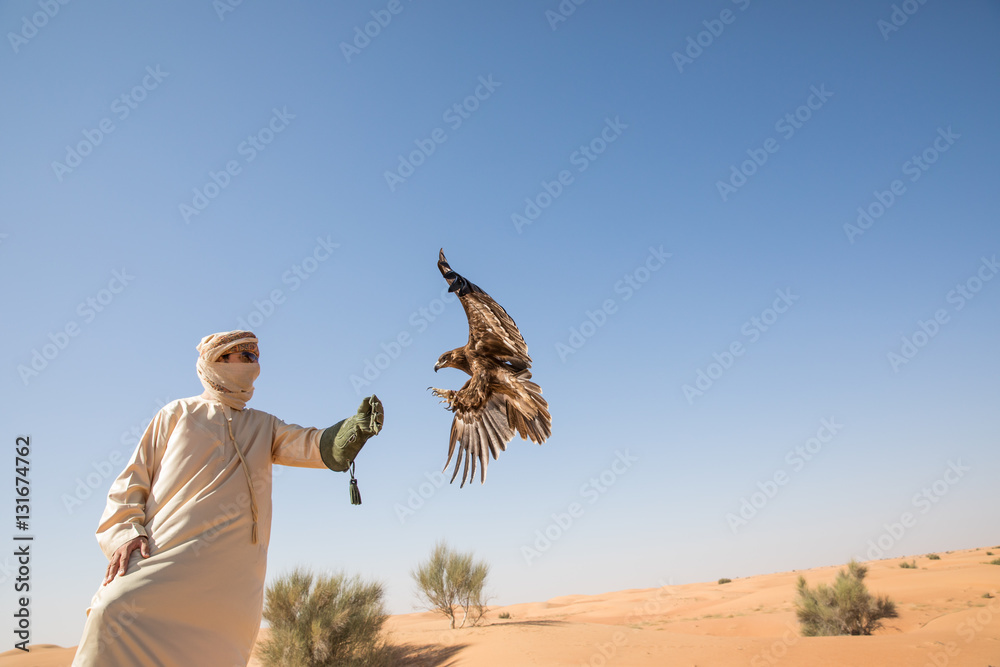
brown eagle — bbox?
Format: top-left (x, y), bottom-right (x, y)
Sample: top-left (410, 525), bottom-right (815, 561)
top-left (431, 249), bottom-right (551, 487)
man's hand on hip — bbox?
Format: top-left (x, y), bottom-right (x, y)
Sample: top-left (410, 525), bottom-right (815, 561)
top-left (104, 536), bottom-right (149, 585)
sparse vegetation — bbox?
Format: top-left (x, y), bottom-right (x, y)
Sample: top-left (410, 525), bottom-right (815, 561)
top-left (983, 593), bottom-right (994, 599)
top-left (927, 554), bottom-right (940, 560)
top-left (718, 578), bottom-right (732, 584)
top-left (899, 560), bottom-right (917, 569)
top-left (795, 560), bottom-right (898, 636)
top-left (987, 551), bottom-right (994, 556)
top-left (412, 541), bottom-right (491, 629)
top-left (990, 558), bottom-right (1000, 566)
top-left (499, 611), bottom-right (511, 619)
top-left (259, 568), bottom-right (393, 667)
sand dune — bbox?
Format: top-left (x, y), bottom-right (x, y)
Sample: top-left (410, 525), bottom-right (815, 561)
top-left (8, 546), bottom-right (998, 666)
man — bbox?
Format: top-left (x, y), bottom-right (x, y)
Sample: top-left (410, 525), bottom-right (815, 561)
top-left (72, 330), bottom-right (383, 666)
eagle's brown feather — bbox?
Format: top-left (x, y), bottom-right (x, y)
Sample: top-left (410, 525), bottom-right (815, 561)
top-left (431, 249), bottom-right (550, 486)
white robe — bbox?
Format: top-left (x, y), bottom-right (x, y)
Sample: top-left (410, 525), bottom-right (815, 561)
top-left (72, 396), bottom-right (328, 666)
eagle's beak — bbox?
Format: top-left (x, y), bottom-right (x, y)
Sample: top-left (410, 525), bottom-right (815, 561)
top-left (433, 361), bottom-right (441, 372)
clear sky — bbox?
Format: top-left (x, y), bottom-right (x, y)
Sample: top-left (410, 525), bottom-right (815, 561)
top-left (1, 0), bottom-right (998, 648)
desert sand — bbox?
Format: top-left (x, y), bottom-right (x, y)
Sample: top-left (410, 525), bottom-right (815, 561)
top-left (5, 546), bottom-right (997, 666)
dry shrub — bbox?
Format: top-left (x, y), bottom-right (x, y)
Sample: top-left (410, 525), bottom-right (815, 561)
top-left (795, 560), bottom-right (898, 636)
top-left (412, 541), bottom-right (491, 629)
top-left (259, 568), bottom-right (394, 667)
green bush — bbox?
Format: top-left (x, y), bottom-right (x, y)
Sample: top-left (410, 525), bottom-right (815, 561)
top-left (927, 554), bottom-right (940, 560)
top-left (499, 611), bottom-right (511, 619)
top-left (990, 558), bottom-right (1000, 566)
top-left (412, 541), bottom-right (491, 629)
top-left (259, 568), bottom-right (393, 667)
top-left (795, 560), bottom-right (898, 636)
top-left (718, 578), bottom-right (732, 584)
top-left (983, 593), bottom-right (994, 599)
top-left (899, 560), bottom-right (917, 569)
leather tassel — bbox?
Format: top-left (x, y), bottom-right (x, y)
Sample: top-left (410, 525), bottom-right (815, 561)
top-left (349, 462), bottom-right (362, 506)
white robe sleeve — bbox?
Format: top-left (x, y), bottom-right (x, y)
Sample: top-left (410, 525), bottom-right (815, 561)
top-left (270, 416), bottom-right (327, 469)
top-left (95, 407), bottom-right (172, 560)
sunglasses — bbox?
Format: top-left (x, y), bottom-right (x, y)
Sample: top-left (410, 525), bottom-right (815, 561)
top-left (221, 351), bottom-right (259, 363)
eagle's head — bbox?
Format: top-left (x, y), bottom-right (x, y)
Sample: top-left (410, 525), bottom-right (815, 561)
top-left (434, 349), bottom-right (468, 373)
top-left (434, 351), bottom-right (454, 372)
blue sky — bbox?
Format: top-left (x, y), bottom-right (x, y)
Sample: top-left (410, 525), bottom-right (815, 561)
top-left (1, 0), bottom-right (998, 648)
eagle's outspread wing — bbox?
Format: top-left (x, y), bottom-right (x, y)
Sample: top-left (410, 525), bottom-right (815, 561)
top-left (437, 250), bottom-right (531, 372)
top-left (432, 249), bottom-right (551, 487)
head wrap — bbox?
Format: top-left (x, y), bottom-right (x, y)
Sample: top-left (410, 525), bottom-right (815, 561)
top-left (196, 331), bottom-right (260, 410)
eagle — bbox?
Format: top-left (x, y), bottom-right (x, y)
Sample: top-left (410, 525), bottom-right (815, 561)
top-left (430, 249), bottom-right (551, 487)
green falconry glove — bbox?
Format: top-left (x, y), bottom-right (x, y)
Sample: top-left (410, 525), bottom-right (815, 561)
top-left (320, 394), bottom-right (384, 472)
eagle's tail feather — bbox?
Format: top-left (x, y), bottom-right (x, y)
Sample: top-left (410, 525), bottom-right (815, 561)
top-left (500, 372), bottom-right (551, 445)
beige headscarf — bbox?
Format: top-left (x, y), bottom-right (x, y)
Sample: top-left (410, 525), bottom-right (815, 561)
top-left (196, 331), bottom-right (260, 410)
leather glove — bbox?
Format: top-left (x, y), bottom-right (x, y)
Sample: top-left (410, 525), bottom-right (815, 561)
top-left (320, 394), bottom-right (384, 472)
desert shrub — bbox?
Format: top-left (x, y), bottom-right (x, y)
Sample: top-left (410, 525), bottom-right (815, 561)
top-left (718, 578), bottom-right (732, 584)
top-left (412, 541), bottom-right (491, 629)
top-left (259, 568), bottom-right (393, 667)
top-left (990, 558), bottom-right (1000, 566)
top-left (795, 560), bottom-right (898, 636)
top-left (927, 554), bottom-right (941, 560)
top-left (987, 551), bottom-right (994, 556)
top-left (983, 593), bottom-right (994, 599)
top-left (899, 560), bottom-right (917, 569)
top-left (499, 612), bottom-right (511, 619)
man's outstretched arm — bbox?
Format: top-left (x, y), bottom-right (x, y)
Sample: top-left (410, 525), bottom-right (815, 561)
top-left (271, 394), bottom-right (384, 470)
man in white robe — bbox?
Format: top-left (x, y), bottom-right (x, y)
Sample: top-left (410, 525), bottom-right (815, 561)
top-left (72, 331), bottom-right (383, 666)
